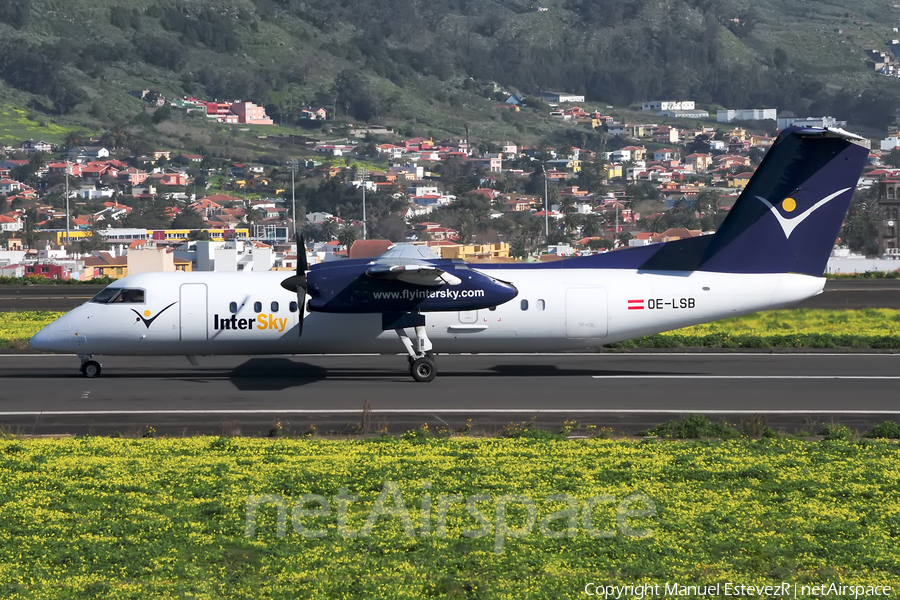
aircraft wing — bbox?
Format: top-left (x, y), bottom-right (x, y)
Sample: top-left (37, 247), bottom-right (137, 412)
top-left (366, 263), bottom-right (462, 286)
top-left (365, 244), bottom-right (462, 286)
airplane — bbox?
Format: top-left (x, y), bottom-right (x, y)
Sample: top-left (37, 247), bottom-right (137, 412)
top-left (30, 126), bottom-right (869, 382)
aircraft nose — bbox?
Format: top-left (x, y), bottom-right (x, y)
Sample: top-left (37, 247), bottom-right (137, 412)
top-left (30, 325), bottom-right (55, 352)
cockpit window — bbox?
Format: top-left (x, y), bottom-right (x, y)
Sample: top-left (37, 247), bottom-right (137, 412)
top-left (90, 288), bottom-right (122, 304)
top-left (114, 289), bottom-right (145, 303)
top-left (90, 288), bottom-right (145, 304)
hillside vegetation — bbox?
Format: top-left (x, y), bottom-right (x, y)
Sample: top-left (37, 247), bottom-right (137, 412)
top-left (0, 0), bottom-right (899, 139)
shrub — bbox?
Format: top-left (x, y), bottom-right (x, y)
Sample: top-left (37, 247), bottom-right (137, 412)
top-left (865, 420), bottom-right (900, 439)
top-left (647, 415), bottom-right (741, 439)
top-left (819, 423), bottom-right (852, 441)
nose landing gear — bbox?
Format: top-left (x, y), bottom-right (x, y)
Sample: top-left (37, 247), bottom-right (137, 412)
top-left (79, 355), bottom-right (102, 378)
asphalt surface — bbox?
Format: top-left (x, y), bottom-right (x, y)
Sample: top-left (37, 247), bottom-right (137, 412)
top-left (1, 279), bottom-right (899, 311)
top-left (1, 353), bottom-right (898, 437)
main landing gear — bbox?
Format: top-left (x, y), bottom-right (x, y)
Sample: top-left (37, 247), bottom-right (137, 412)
top-left (79, 355), bottom-right (102, 378)
top-left (385, 312), bottom-right (437, 382)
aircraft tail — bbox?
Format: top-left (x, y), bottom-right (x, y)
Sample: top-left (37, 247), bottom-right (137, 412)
top-left (697, 126), bottom-right (868, 276)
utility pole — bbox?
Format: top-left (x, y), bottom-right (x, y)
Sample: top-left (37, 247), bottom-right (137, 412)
top-left (65, 162), bottom-right (70, 250)
top-left (543, 167), bottom-right (549, 241)
top-left (360, 166), bottom-right (368, 239)
top-left (288, 159), bottom-right (298, 237)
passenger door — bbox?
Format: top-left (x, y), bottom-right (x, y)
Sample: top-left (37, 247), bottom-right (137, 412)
top-left (179, 283), bottom-right (208, 341)
top-left (565, 288), bottom-right (608, 338)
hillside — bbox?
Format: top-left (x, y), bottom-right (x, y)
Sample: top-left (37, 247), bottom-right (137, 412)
top-left (1, 0), bottom-right (900, 146)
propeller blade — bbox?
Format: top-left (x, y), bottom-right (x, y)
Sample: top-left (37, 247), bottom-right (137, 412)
top-left (297, 232), bottom-right (309, 273)
top-left (295, 233), bottom-right (308, 338)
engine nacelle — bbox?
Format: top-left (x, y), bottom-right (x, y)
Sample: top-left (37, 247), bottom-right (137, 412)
top-left (305, 259), bottom-right (518, 313)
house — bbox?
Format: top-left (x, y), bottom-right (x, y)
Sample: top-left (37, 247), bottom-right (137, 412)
top-left (21, 139), bottom-right (52, 154)
top-left (603, 164), bottom-right (623, 179)
top-left (684, 153), bottom-right (713, 173)
top-left (47, 162), bottom-right (83, 177)
top-left (0, 215), bottom-right (22, 232)
top-left (651, 126), bottom-right (680, 144)
top-left (83, 252), bottom-right (129, 279)
top-left (118, 168), bottom-right (149, 186)
top-left (376, 144), bottom-right (404, 159)
top-left (67, 146), bottom-right (110, 161)
top-left (230, 101), bottom-right (274, 125)
top-left (622, 146), bottom-right (647, 161)
top-left (727, 172), bottom-right (754, 189)
top-left (545, 158), bottom-right (582, 173)
top-left (190, 198), bottom-right (224, 218)
top-left (152, 150), bottom-right (171, 161)
top-left (500, 142), bottom-right (518, 159)
top-left (180, 153), bottom-right (203, 163)
top-left (653, 148), bottom-right (678, 162)
top-left (300, 107), bottom-right (327, 120)
top-left (0, 178), bottom-right (23, 194)
top-left (158, 173), bottom-right (187, 187)
top-left (468, 155), bottom-right (502, 173)
top-left (503, 198), bottom-right (532, 212)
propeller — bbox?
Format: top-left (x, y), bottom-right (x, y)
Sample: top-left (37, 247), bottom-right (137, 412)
top-left (280, 233), bottom-right (309, 337)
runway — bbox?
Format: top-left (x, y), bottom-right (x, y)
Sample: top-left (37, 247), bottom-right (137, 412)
top-left (1, 353), bottom-right (897, 437)
top-left (1, 279), bottom-right (899, 311)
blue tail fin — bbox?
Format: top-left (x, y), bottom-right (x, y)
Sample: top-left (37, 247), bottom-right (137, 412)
top-left (698, 126), bottom-right (868, 276)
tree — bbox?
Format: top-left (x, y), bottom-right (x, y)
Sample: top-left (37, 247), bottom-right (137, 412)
top-left (64, 131), bottom-right (86, 149)
top-left (171, 206), bottom-right (206, 229)
top-left (321, 218), bottom-right (340, 241)
top-left (581, 213), bottom-right (604, 238)
top-left (0, 0), bottom-right (31, 29)
top-left (337, 224), bottom-right (359, 249)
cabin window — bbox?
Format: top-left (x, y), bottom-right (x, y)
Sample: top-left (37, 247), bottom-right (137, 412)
top-left (520, 299), bottom-right (529, 311)
top-left (537, 299), bottom-right (546, 311)
top-left (253, 301), bottom-right (262, 313)
top-left (229, 301), bottom-right (238, 314)
top-left (289, 301), bottom-right (298, 313)
top-left (271, 301), bottom-right (279, 312)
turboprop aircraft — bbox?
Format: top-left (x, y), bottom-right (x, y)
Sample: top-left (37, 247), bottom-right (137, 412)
top-left (30, 126), bottom-right (869, 381)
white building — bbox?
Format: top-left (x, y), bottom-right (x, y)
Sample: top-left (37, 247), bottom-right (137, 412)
top-left (881, 136), bottom-right (900, 151)
top-left (717, 108), bottom-right (777, 123)
top-left (658, 109), bottom-right (710, 119)
top-left (536, 91), bottom-right (585, 103)
top-left (642, 100), bottom-right (695, 111)
top-left (75, 188), bottom-right (115, 200)
top-left (776, 116), bottom-right (846, 130)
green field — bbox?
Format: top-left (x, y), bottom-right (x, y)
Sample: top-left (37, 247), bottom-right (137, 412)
top-left (6, 309), bottom-right (900, 350)
top-left (0, 436), bottom-right (897, 598)
top-left (0, 108), bottom-right (84, 146)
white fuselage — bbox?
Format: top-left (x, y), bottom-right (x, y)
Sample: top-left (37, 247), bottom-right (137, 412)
top-left (31, 269), bottom-right (824, 356)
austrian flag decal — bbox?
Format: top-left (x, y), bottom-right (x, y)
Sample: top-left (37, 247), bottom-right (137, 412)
top-left (627, 299), bottom-right (645, 310)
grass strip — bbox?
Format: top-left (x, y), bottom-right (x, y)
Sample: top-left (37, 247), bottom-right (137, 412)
top-left (0, 436), bottom-right (897, 597)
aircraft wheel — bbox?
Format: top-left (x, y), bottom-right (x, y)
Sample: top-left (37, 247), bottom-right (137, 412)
top-left (81, 361), bottom-right (101, 378)
top-left (410, 357), bottom-right (436, 383)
